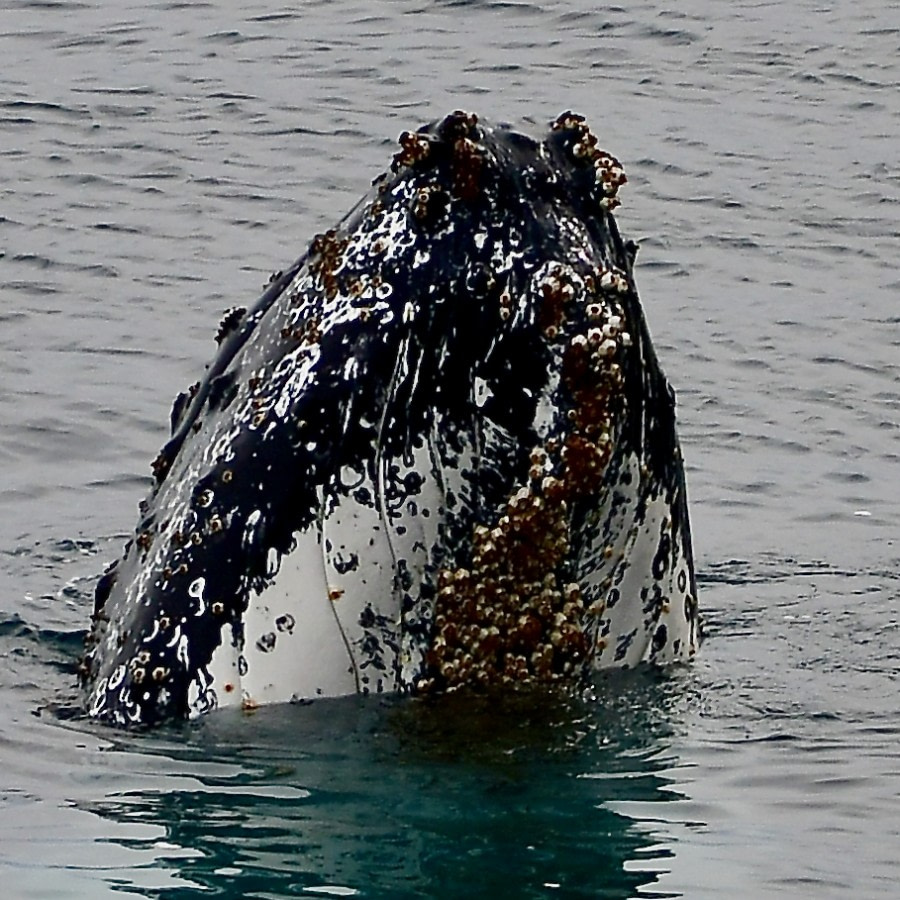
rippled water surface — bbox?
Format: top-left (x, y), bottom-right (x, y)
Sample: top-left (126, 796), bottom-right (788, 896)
top-left (1, 0), bottom-right (898, 897)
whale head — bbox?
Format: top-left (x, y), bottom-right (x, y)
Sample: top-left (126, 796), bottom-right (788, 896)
top-left (81, 111), bottom-right (699, 726)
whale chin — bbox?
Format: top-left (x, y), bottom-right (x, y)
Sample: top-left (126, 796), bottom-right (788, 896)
top-left (81, 110), bottom-right (700, 727)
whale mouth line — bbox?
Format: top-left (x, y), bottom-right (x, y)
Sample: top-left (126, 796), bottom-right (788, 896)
top-left (81, 109), bottom-right (699, 727)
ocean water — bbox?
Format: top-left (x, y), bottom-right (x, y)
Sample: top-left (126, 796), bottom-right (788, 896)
top-left (1, 0), bottom-right (898, 897)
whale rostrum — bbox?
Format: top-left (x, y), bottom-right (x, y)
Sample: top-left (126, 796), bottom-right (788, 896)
top-left (81, 111), bottom-right (700, 726)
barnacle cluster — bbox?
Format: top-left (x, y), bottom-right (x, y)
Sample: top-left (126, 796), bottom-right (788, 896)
top-left (424, 255), bottom-right (635, 692)
top-left (215, 306), bottom-right (246, 344)
top-left (308, 229), bottom-right (349, 300)
top-left (391, 129), bottom-right (432, 172)
top-left (552, 111), bottom-right (627, 211)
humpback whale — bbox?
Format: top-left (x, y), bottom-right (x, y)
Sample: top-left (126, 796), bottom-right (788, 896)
top-left (81, 111), bottom-right (699, 726)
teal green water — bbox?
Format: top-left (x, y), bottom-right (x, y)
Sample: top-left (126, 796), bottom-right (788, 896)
top-left (84, 681), bottom-right (688, 898)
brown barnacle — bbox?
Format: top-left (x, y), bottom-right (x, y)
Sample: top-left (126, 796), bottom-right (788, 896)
top-left (441, 620), bottom-right (459, 645)
top-left (531, 644), bottom-right (555, 676)
top-left (151, 666), bottom-right (169, 683)
top-left (595, 337), bottom-right (618, 360)
top-left (437, 569), bottom-right (453, 590)
top-left (215, 307), bottom-right (246, 344)
top-left (196, 488), bottom-right (213, 509)
top-left (451, 136), bottom-right (484, 202)
top-left (540, 475), bottom-right (568, 504)
top-left (444, 109), bottom-right (479, 138)
top-left (308, 229), bottom-right (349, 301)
top-left (252, 410), bottom-right (266, 427)
top-left (412, 184), bottom-right (450, 225)
top-left (587, 598), bottom-right (607, 617)
top-left (552, 110), bottom-right (587, 132)
top-left (209, 515), bottom-right (223, 534)
top-left (190, 531), bottom-right (202, 546)
top-left (211, 601), bottom-right (225, 615)
top-left (132, 667), bottom-right (146, 684)
top-left (453, 567), bottom-right (471, 584)
top-left (136, 530), bottom-right (153, 551)
top-left (391, 130), bottom-right (432, 172)
top-left (221, 469), bottom-right (233, 484)
top-left (151, 450), bottom-right (171, 484)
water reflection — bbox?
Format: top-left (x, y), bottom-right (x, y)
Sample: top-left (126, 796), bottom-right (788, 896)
top-left (82, 671), bottom-right (692, 898)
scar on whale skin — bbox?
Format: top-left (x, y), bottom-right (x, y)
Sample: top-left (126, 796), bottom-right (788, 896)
top-left (80, 110), bottom-right (700, 726)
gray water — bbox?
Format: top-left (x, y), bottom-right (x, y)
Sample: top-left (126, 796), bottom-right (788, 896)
top-left (1, 0), bottom-right (898, 896)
